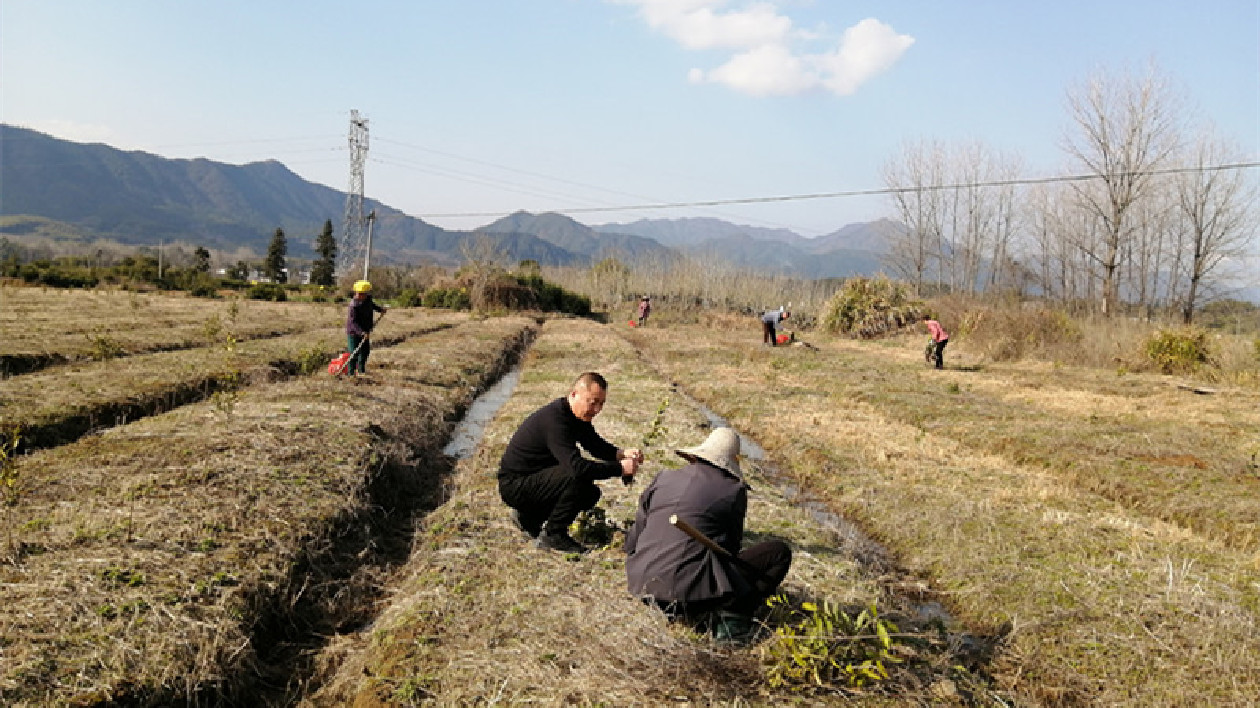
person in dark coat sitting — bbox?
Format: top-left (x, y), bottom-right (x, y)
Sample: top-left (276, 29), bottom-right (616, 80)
top-left (625, 427), bottom-right (792, 639)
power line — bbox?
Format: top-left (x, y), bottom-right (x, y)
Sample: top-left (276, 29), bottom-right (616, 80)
top-left (418, 160), bottom-right (1260, 219)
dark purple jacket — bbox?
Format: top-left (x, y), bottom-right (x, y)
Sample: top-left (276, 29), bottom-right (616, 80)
top-left (346, 295), bottom-right (385, 336)
top-left (625, 460), bottom-right (750, 604)
top-left (497, 397), bottom-right (621, 482)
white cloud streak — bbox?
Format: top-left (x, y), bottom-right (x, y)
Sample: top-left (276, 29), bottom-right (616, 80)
top-left (615, 1), bottom-right (914, 97)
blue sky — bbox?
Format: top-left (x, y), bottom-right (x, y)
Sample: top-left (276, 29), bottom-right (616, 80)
top-left (2, 0), bottom-right (1258, 237)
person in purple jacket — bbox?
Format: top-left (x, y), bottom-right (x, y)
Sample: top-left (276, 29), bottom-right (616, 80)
top-left (345, 280), bottom-right (387, 376)
top-left (498, 372), bottom-right (643, 553)
top-left (625, 427), bottom-right (791, 641)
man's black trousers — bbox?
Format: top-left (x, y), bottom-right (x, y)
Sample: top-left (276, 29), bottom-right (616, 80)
top-left (499, 465), bottom-right (602, 534)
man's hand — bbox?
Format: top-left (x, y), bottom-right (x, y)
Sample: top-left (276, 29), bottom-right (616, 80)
top-left (619, 456), bottom-right (639, 477)
top-left (619, 447), bottom-right (645, 464)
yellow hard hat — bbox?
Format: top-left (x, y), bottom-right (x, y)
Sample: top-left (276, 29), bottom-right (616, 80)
top-left (352, 280), bottom-right (372, 293)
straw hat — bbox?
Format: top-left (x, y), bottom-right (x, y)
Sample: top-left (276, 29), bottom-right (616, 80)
top-left (676, 427), bottom-right (742, 479)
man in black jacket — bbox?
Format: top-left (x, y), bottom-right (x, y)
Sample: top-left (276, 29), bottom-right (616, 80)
top-left (625, 427), bottom-right (791, 640)
top-left (498, 372), bottom-right (642, 553)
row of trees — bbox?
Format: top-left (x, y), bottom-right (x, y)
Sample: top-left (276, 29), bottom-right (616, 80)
top-left (261, 219), bottom-right (339, 286)
top-left (883, 63), bottom-right (1257, 323)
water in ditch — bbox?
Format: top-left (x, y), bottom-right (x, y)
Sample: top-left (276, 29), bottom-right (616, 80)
top-left (442, 366), bottom-right (522, 459)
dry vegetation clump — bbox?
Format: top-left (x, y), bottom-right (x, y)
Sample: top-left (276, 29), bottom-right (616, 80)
top-left (818, 275), bottom-right (923, 338)
top-left (0, 285), bottom-right (351, 375)
top-left (311, 319), bottom-right (990, 706)
top-left (0, 309), bottom-right (468, 452)
top-left (623, 322), bottom-right (1260, 706)
top-left (0, 316), bottom-right (536, 705)
top-left (946, 301), bottom-right (1083, 363)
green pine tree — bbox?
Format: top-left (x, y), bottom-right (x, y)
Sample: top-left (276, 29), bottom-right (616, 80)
top-left (311, 220), bottom-right (337, 287)
top-left (265, 227), bottom-right (287, 284)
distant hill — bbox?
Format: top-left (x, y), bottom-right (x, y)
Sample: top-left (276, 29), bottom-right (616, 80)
top-left (1, 124), bottom-right (901, 279)
top-left (0, 125), bottom-right (575, 265)
top-left (595, 217), bottom-right (805, 249)
top-left (481, 211), bottom-right (675, 262)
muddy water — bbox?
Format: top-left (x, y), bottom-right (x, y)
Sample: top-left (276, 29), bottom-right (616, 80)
top-left (442, 366), bottom-right (522, 459)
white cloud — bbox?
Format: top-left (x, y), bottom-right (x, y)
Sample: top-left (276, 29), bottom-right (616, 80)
top-left (814, 18), bottom-right (917, 96)
top-left (616, 1), bottom-right (914, 97)
top-left (700, 44), bottom-right (816, 97)
top-left (633, 0), bottom-right (792, 50)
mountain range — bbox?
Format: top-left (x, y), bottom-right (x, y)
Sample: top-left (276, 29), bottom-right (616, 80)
top-left (0, 124), bottom-right (893, 278)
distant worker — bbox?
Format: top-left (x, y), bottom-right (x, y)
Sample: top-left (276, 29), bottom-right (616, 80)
top-left (922, 313), bottom-right (949, 370)
top-left (345, 280), bottom-right (387, 376)
top-left (625, 427), bottom-right (792, 642)
top-left (498, 372), bottom-right (644, 553)
top-left (637, 295), bottom-right (652, 327)
top-left (760, 308), bottom-right (789, 346)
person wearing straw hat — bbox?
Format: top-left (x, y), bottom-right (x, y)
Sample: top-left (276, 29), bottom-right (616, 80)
top-left (624, 427), bottom-right (792, 640)
top-left (345, 280), bottom-right (387, 376)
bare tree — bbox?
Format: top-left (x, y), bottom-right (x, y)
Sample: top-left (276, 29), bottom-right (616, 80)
top-left (1062, 63), bottom-right (1182, 315)
top-left (1174, 128), bottom-right (1258, 323)
top-left (882, 140), bottom-right (946, 294)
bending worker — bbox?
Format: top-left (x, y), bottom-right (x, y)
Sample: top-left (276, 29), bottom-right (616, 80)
top-left (760, 307), bottom-right (789, 346)
top-left (498, 372), bottom-right (643, 553)
top-left (346, 280), bottom-right (387, 376)
top-left (625, 427), bottom-right (792, 641)
top-left (922, 313), bottom-right (950, 370)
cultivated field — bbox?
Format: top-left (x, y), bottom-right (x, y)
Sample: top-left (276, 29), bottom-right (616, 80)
top-left (3, 288), bottom-right (1258, 706)
top-left (0, 287), bottom-right (535, 705)
top-left (0, 286), bottom-right (349, 375)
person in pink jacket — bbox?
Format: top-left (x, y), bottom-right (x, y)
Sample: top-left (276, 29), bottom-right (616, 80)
top-left (922, 314), bottom-right (949, 370)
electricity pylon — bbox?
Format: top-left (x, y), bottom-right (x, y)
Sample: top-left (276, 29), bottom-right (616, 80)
top-left (338, 110), bottom-right (370, 279)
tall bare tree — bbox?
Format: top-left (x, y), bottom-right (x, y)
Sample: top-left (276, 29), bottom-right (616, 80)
top-left (1062, 63), bottom-right (1182, 315)
top-left (882, 139), bottom-right (946, 294)
top-left (1174, 128), bottom-right (1258, 323)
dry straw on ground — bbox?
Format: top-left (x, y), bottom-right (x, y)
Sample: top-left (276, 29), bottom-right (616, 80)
top-left (0, 287), bottom-right (344, 374)
top-left (310, 319), bottom-right (987, 706)
top-left (0, 315), bottom-right (535, 705)
top-left (0, 308), bottom-right (468, 451)
top-left (623, 321), bottom-right (1260, 706)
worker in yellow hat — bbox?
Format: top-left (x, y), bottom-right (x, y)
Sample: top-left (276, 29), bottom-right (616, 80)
top-left (345, 280), bottom-right (388, 376)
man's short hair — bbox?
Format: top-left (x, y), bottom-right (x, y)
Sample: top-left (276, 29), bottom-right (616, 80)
top-left (573, 371), bottom-right (607, 391)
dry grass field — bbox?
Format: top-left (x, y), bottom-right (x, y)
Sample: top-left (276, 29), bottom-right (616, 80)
top-left (308, 318), bottom-right (992, 706)
top-left (0, 308), bottom-right (468, 452)
top-left (0, 290), bottom-right (536, 705)
top-left (621, 315), bottom-right (1260, 706)
top-left (0, 286), bottom-right (349, 375)
top-left (4, 287), bottom-right (1258, 706)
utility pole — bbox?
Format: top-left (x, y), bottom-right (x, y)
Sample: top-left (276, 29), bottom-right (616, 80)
top-left (363, 210), bottom-right (376, 280)
top-left (338, 110), bottom-right (370, 279)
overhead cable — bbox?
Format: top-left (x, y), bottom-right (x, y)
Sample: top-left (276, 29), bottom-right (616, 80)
top-left (418, 160), bottom-right (1260, 219)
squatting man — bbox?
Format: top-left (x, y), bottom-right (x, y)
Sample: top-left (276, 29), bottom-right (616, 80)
top-left (497, 372), bottom-right (643, 553)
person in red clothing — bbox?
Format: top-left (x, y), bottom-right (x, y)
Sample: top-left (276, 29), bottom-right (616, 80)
top-left (922, 314), bottom-right (949, 370)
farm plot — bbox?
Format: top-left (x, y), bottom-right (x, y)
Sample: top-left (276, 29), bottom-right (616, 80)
top-left (0, 286), bottom-right (349, 375)
top-left (0, 308), bottom-right (468, 452)
top-left (0, 316), bottom-right (535, 706)
top-left (311, 318), bottom-right (991, 706)
top-left (623, 323), bottom-right (1260, 706)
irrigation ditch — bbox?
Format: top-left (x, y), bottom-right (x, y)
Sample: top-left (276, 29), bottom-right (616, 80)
top-left (234, 326), bottom-right (538, 706)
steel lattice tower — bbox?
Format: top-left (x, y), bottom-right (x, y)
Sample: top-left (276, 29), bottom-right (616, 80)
top-left (338, 110), bottom-right (370, 278)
